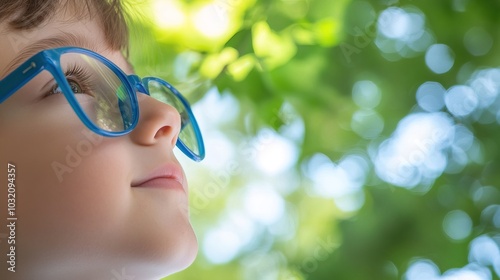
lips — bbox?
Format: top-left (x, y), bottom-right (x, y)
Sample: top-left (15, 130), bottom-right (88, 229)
top-left (131, 163), bottom-right (186, 192)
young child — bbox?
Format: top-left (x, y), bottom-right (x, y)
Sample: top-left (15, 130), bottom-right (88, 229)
top-left (0, 0), bottom-right (205, 279)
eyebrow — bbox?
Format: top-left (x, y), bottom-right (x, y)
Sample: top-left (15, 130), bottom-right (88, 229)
top-left (3, 32), bottom-right (135, 76)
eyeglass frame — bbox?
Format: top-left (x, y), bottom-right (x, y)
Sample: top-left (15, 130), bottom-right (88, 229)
top-left (0, 47), bottom-right (205, 162)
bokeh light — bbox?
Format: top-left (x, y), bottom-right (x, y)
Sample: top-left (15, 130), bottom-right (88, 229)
top-left (352, 80), bottom-right (382, 109)
top-left (445, 85), bottom-right (478, 117)
top-left (442, 210), bottom-right (473, 241)
top-left (405, 259), bottom-right (440, 280)
top-left (374, 112), bottom-right (453, 188)
top-left (425, 44), bottom-right (455, 74)
top-left (243, 184), bottom-right (285, 225)
top-left (253, 129), bottom-right (299, 176)
top-left (416, 81), bottom-right (446, 112)
top-left (464, 27), bottom-right (493, 56)
top-left (193, 3), bottom-right (230, 38)
top-left (153, 0), bottom-right (185, 29)
top-left (375, 6), bottom-right (432, 59)
top-left (203, 226), bottom-right (245, 264)
top-left (351, 109), bottom-right (384, 139)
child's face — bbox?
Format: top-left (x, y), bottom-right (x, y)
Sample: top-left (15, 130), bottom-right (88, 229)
top-left (0, 7), bottom-right (197, 280)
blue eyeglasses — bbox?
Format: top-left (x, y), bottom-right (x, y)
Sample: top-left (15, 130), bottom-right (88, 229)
top-left (0, 47), bottom-right (205, 161)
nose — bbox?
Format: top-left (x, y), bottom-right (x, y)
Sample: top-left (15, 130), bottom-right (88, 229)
top-left (129, 92), bottom-right (181, 148)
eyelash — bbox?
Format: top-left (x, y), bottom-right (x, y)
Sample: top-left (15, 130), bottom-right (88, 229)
top-left (45, 65), bottom-right (93, 97)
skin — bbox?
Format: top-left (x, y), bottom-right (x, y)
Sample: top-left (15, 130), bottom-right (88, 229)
top-left (0, 5), bottom-right (197, 280)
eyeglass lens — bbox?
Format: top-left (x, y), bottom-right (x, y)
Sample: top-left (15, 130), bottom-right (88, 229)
top-left (60, 52), bottom-right (135, 132)
top-left (59, 52), bottom-right (201, 157)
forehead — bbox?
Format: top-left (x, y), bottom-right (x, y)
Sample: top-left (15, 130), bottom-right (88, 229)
top-left (0, 14), bottom-right (132, 78)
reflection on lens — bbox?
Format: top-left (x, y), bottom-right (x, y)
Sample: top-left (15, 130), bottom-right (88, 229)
top-left (180, 117), bottom-right (199, 155)
top-left (147, 79), bottom-right (200, 156)
top-left (60, 52), bottom-right (133, 132)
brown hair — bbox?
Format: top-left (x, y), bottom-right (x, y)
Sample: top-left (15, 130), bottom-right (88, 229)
top-left (0, 0), bottom-right (129, 54)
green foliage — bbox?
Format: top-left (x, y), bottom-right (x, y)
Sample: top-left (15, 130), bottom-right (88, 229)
top-left (128, 0), bottom-right (500, 279)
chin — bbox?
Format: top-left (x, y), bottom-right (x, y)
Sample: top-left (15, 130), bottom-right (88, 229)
top-left (168, 228), bottom-right (199, 272)
top-left (129, 224), bottom-right (199, 279)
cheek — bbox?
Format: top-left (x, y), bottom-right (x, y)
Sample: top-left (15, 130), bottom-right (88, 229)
top-left (0, 104), bottom-right (132, 257)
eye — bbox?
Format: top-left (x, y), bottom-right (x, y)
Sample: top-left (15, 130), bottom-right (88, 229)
top-left (68, 80), bottom-right (84, 94)
top-left (48, 80), bottom-right (84, 96)
top-left (45, 65), bottom-right (93, 97)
